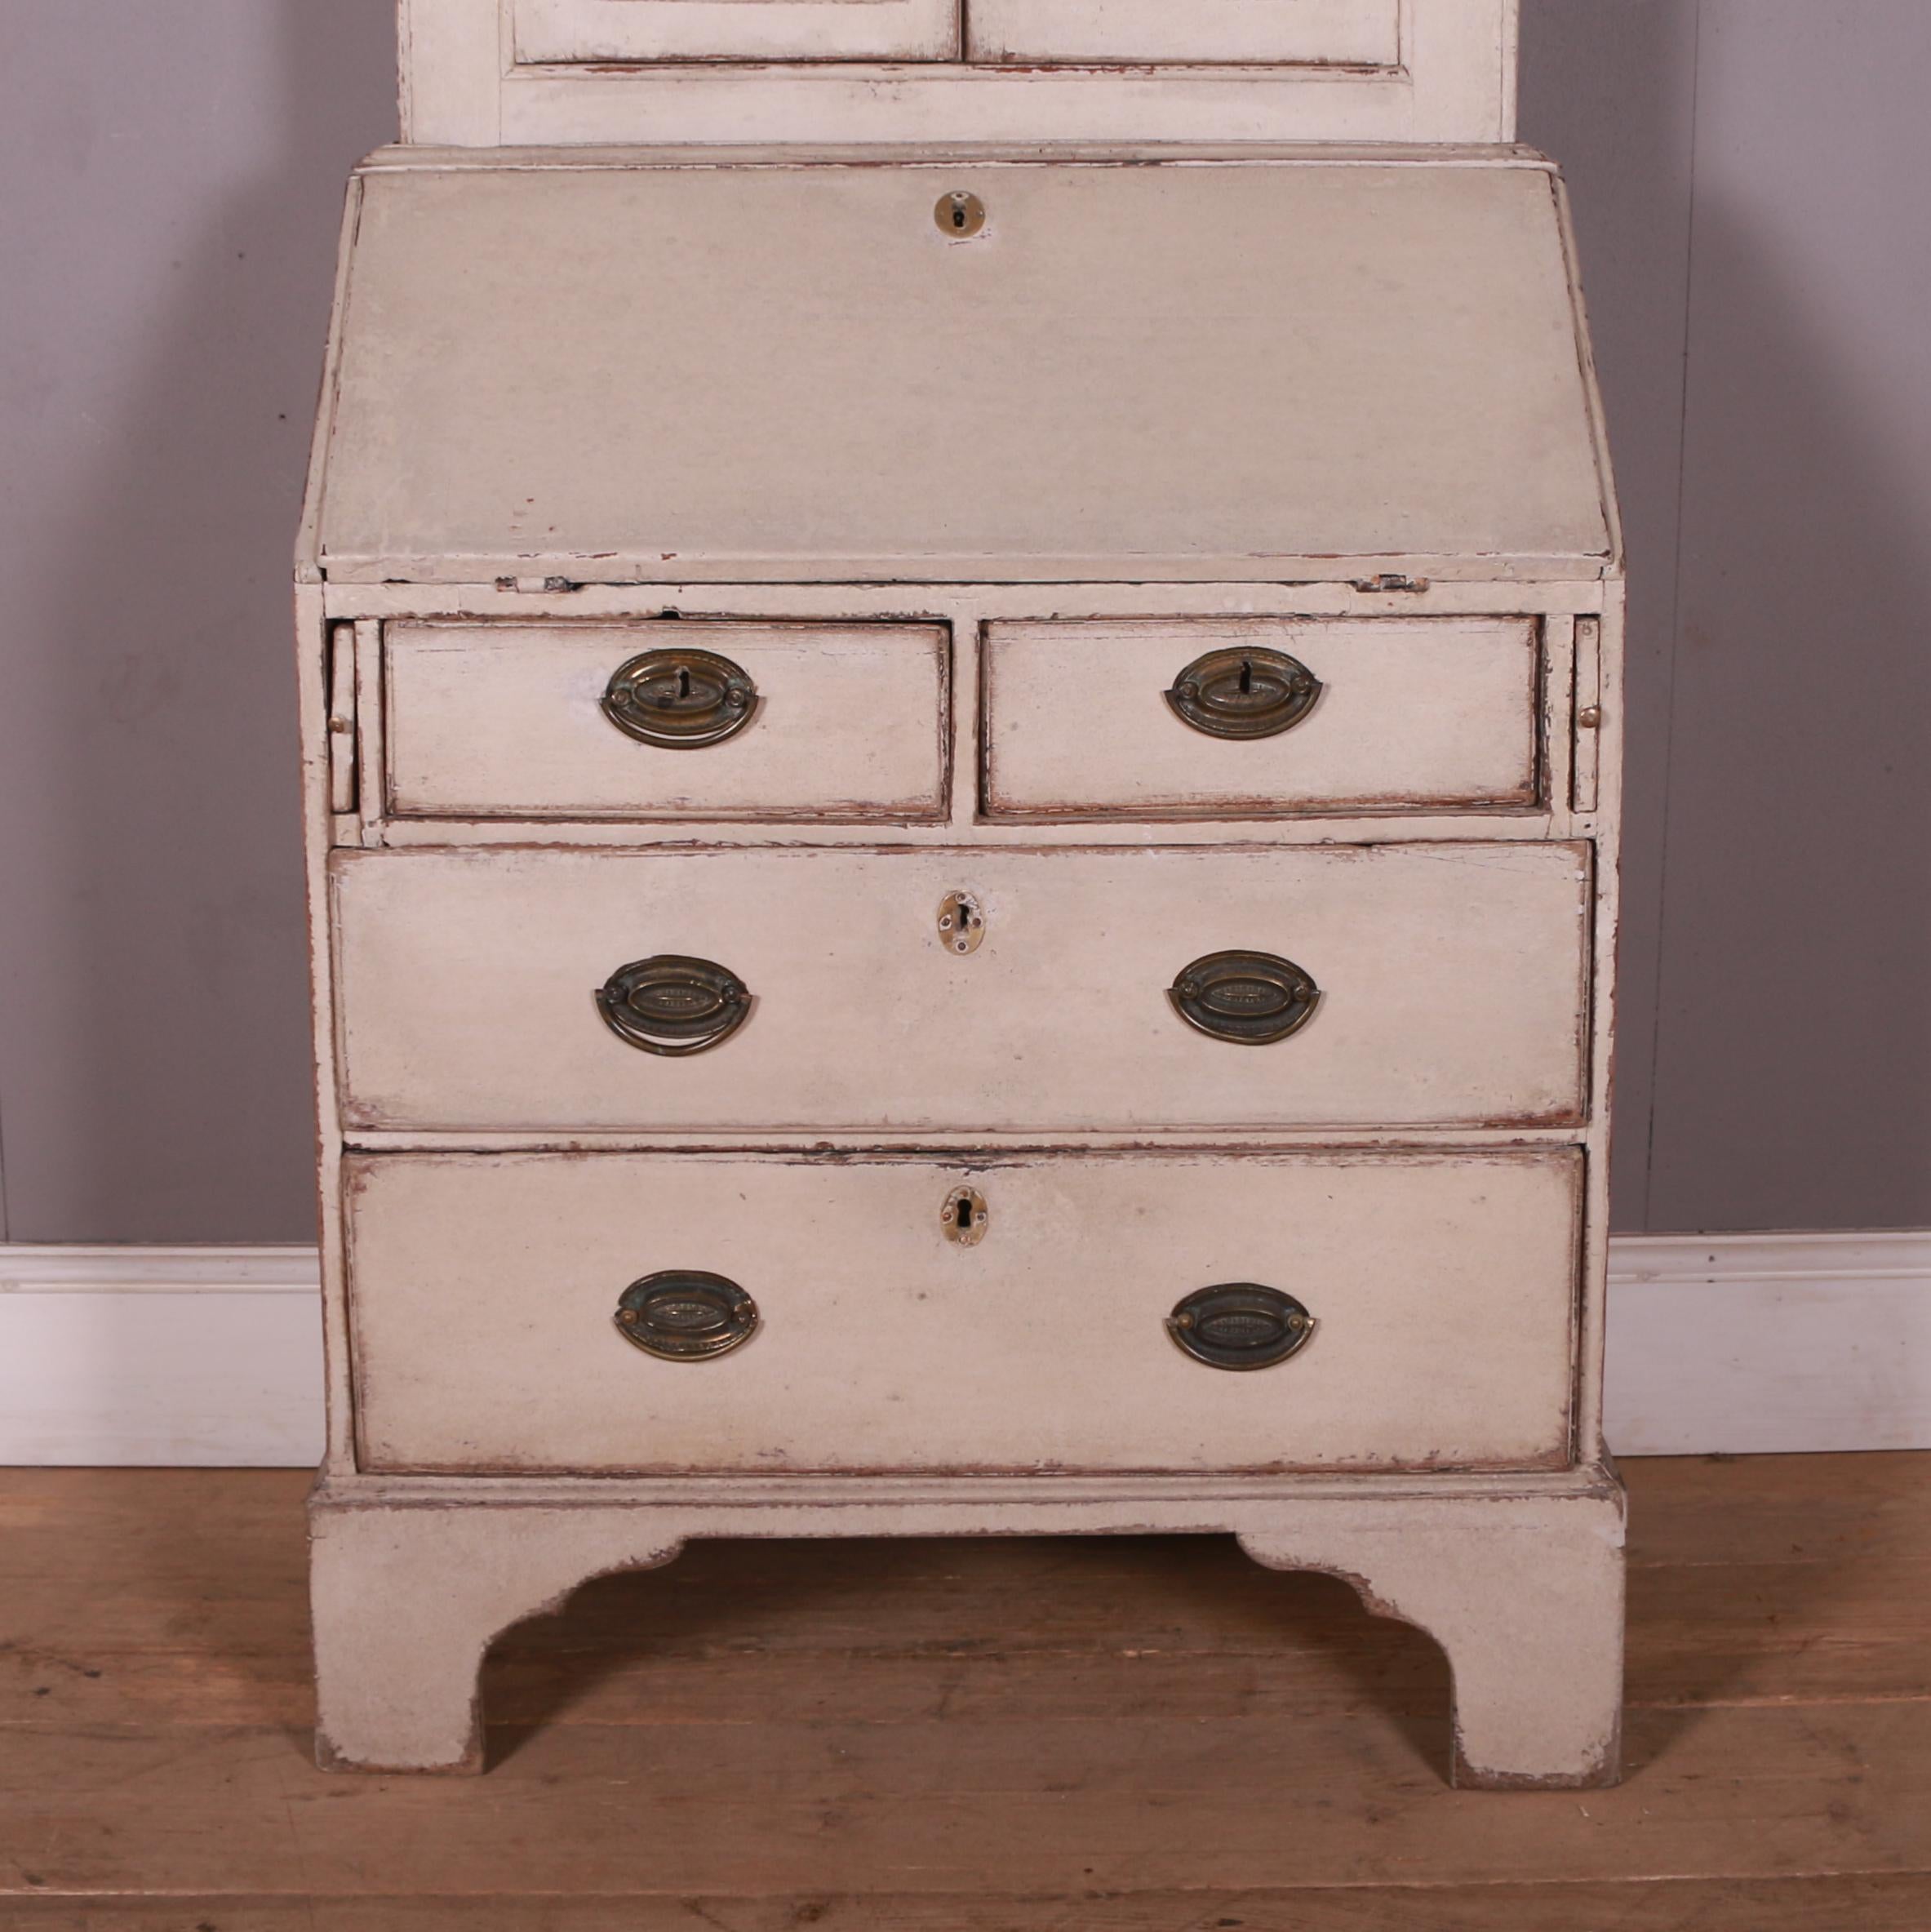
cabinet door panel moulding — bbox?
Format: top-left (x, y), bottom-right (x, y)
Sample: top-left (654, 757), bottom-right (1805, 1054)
top-left (966, 0), bottom-right (1401, 69)
top-left (515, 0), bottom-right (961, 64)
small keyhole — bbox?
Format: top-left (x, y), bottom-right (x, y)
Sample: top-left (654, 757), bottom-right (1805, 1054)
top-left (935, 191), bottom-right (986, 240)
top-left (676, 667), bottom-right (692, 703)
top-left (943, 1185), bottom-right (988, 1245)
top-left (1239, 658), bottom-right (1254, 695)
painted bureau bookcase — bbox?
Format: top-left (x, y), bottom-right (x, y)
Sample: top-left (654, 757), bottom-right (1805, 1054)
top-left (299, 0), bottom-right (1627, 1786)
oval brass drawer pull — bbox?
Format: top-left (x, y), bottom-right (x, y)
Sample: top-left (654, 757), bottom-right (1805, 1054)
top-left (1170, 948), bottom-right (1320, 1045)
top-left (595, 954), bottom-right (752, 1056)
top-left (602, 647), bottom-right (759, 748)
top-left (1165, 646), bottom-right (1321, 740)
top-left (1167, 1283), bottom-right (1316, 1371)
top-left (615, 1270), bottom-right (760, 1361)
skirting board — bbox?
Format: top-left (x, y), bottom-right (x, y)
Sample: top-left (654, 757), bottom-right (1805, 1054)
top-left (0, 1232), bottom-right (1924, 1465)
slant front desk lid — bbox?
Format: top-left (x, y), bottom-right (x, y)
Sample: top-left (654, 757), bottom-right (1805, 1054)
top-left (304, 151), bottom-right (1617, 584)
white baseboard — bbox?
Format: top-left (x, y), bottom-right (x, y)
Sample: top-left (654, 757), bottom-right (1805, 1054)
top-left (1, 1232), bottom-right (1925, 1465)
top-left (0, 1247), bottom-right (326, 1467)
top-left (1603, 1230), bottom-right (1931, 1455)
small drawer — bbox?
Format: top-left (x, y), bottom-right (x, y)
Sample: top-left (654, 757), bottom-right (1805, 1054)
top-left (332, 841), bottom-right (1590, 1133)
top-left (382, 621), bottom-right (948, 823)
top-left (346, 1149), bottom-right (1580, 1475)
top-left (983, 619), bottom-right (1542, 819)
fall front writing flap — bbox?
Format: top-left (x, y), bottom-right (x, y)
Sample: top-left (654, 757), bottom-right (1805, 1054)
top-left (308, 153), bottom-right (1616, 584)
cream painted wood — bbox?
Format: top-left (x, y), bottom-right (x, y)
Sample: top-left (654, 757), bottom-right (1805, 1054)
top-left (983, 618), bottom-right (1541, 819)
top-left (397, 0), bottom-right (1517, 146)
top-left (326, 625), bottom-right (357, 817)
top-left (313, 157), bottom-right (1610, 585)
top-left (344, 1149), bottom-right (1579, 1474)
top-left (384, 620), bottom-right (948, 821)
top-left (1572, 614), bottom-right (1603, 814)
top-left (514, 0), bottom-right (958, 62)
top-left (309, 1470), bottom-right (1619, 1783)
top-left (1239, 1484), bottom-right (1624, 1787)
top-left (324, 577), bottom-right (1614, 622)
top-left (968, 0), bottom-right (1399, 67)
top-left (331, 842), bottom-right (1591, 1133)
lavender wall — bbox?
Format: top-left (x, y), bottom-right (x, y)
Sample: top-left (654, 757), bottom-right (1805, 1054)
top-left (1, 0), bottom-right (1925, 1240)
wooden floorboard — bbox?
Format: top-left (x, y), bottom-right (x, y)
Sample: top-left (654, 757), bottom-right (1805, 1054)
top-left (0, 1455), bottom-right (1927, 1919)
top-left (5, 1879), bottom-right (1931, 1932)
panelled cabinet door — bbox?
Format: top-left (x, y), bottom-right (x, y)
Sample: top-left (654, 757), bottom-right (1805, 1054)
top-left (514, 0), bottom-right (961, 62)
top-left (966, 0), bottom-right (1401, 66)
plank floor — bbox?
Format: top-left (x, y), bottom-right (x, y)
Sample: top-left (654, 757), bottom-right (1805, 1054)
top-left (2, 1455), bottom-right (1928, 1927)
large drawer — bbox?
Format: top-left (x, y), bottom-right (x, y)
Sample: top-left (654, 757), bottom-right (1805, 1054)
top-left (333, 842), bottom-right (1591, 1132)
top-left (346, 1150), bottom-right (1580, 1474)
top-left (983, 619), bottom-right (1542, 818)
top-left (383, 621), bottom-right (949, 822)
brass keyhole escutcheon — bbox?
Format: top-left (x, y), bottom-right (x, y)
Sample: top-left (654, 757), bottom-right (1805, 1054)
top-left (942, 1186), bottom-right (989, 1246)
top-left (938, 891), bottom-right (985, 955)
top-left (936, 190), bottom-right (987, 240)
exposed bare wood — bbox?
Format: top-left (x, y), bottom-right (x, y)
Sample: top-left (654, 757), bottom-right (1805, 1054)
top-left (7, 1879), bottom-right (1931, 1932)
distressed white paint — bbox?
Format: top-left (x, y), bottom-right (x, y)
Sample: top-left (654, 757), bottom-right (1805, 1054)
top-left (384, 621), bottom-right (949, 821)
top-left (344, 1149), bottom-right (1580, 1473)
top-left (331, 842), bottom-right (1591, 1133)
top-left (7, 1233), bottom-right (1924, 1466)
top-left (309, 158), bottom-right (1611, 585)
top-left (298, 104), bottom-right (1621, 1784)
top-left (984, 618), bottom-right (1542, 818)
top-left (967, 0), bottom-right (1400, 67)
top-left (310, 1469), bottom-right (1619, 1782)
top-left (397, 0), bottom-right (1518, 146)
top-left (513, 0), bottom-right (960, 63)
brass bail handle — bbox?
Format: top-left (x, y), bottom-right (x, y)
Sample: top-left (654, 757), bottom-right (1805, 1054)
top-left (595, 954), bottom-right (752, 1057)
top-left (1165, 645), bottom-right (1321, 740)
top-left (602, 647), bottom-right (758, 748)
top-left (1167, 1283), bottom-right (1317, 1371)
top-left (615, 1270), bottom-right (761, 1361)
top-left (1170, 949), bottom-right (1320, 1046)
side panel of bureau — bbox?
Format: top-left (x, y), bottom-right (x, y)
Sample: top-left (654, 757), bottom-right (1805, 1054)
top-left (331, 842), bottom-right (1592, 1133)
top-left (345, 1149), bottom-right (1581, 1474)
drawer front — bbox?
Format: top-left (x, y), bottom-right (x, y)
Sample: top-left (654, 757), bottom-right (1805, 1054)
top-left (334, 842), bottom-right (1590, 1132)
top-left (983, 619), bottom-right (1541, 818)
top-left (966, 0), bottom-right (1401, 66)
top-left (513, 0), bottom-right (961, 62)
top-left (347, 1150), bottom-right (1580, 1474)
top-left (384, 621), bottom-right (948, 822)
